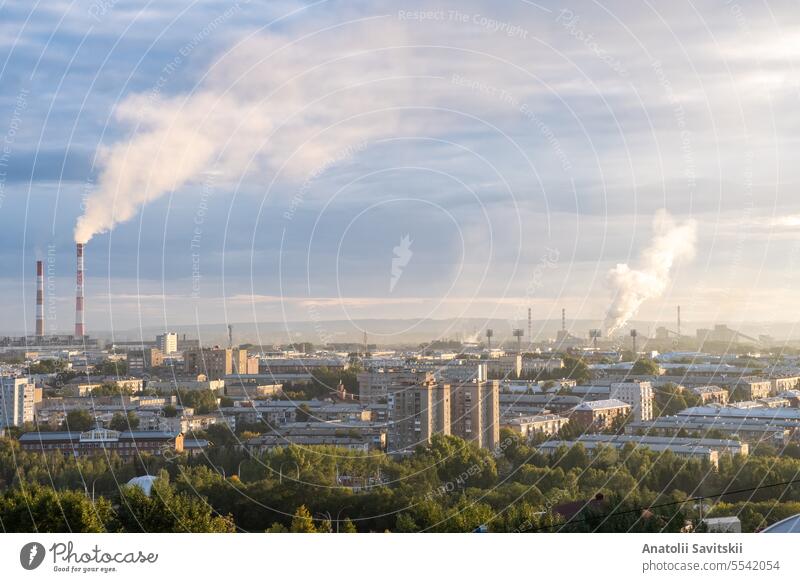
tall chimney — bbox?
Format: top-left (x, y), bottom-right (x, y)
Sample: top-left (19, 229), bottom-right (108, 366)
top-left (74, 243), bottom-right (85, 337)
top-left (35, 260), bottom-right (45, 337)
top-left (527, 307), bottom-right (532, 342)
top-left (561, 308), bottom-right (566, 332)
top-left (677, 305), bottom-right (681, 337)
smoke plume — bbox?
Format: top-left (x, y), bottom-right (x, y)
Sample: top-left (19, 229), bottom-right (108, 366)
top-left (604, 210), bottom-right (697, 335)
top-left (74, 26), bottom-right (412, 243)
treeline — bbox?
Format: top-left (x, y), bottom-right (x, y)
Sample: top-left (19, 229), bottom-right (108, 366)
top-left (2, 432), bottom-right (800, 532)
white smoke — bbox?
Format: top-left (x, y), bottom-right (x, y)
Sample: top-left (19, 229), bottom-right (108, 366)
top-left (604, 210), bottom-right (697, 335)
top-left (74, 26), bottom-right (413, 244)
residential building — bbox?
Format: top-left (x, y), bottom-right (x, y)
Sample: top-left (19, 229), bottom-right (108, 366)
top-left (357, 370), bottom-right (414, 403)
top-left (732, 377), bottom-right (773, 400)
top-left (501, 413), bottom-right (569, 440)
top-left (388, 372), bottom-right (450, 451)
top-left (243, 434), bottom-right (371, 453)
top-left (610, 380), bottom-right (654, 422)
top-left (521, 357), bottom-right (563, 376)
top-left (183, 347), bottom-right (249, 380)
top-left (569, 399), bottom-right (631, 432)
top-left (0, 376), bottom-right (35, 428)
top-left (449, 379), bottom-right (500, 449)
top-left (156, 332), bottom-right (178, 355)
top-left (690, 385), bottom-right (729, 405)
top-left (146, 377), bottom-right (225, 393)
top-left (127, 348), bottom-right (164, 374)
top-left (537, 438), bottom-right (720, 469)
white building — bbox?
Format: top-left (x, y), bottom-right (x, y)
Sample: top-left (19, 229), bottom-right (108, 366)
top-left (521, 357), bottom-right (564, 375)
top-left (0, 376), bottom-right (35, 428)
top-left (610, 380), bottom-right (654, 422)
top-left (156, 332), bottom-right (178, 355)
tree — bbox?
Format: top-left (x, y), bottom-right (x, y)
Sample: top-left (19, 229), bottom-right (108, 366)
top-left (295, 404), bottom-right (312, 422)
top-left (116, 475), bottom-right (235, 532)
top-left (62, 410), bottom-right (94, 431)
top-left (0, 484), bottom-right (114, 532)
top-left (162, 405), bottom-right (178, 418)
top-left (94, 359), bottom-right (128, 376)
top-left (28, 359), bottom-right (67, 374)
top-left (561, 355), bottom-right (591, 383)
top-left (290, 505), bottom-right (318, 532)
top-left (109, 411), bottom-right (139, 432)
top-left (631, 359), bottom-right (659, 376)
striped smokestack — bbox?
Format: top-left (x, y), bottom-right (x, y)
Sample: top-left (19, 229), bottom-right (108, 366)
top-left (74, 243), bottom-right (85, 337)
top-left (35, 260), bottom-right (44, 337)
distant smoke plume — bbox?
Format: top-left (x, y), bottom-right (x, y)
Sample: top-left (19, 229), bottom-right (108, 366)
top-left (604, 210), bottom-right (697, 335)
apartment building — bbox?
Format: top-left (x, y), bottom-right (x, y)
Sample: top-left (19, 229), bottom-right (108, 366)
top-left (0, 376), bottom-right (35, 428)
top-left (610, 380), bottom-right (654, 422)
top-left (388, 372), bottom-right (450, 451)
top-left (183, 347), bottom-right (251, 380)
top-left (569, 399), bottom-right (631, 432)
top-left (449, 379), bottom-right (500, 450)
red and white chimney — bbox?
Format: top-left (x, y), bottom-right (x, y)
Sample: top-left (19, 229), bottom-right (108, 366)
top-left (35, 260), bottom-right (44, 337)
top-left (74, 243), bottom-right (85, 337)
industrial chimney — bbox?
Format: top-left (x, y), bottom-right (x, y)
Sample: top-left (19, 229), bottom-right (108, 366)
top-left (35, 260), bottom-right (44, 337)
top-left (74, 243), bottom-right (85, 337)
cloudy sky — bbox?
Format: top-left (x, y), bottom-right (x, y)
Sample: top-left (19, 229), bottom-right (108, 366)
top-left (1, 0), bottom-right (799, 340)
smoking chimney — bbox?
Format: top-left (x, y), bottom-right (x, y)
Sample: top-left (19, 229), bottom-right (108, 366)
top-left (677, 305), bottom-right (681, 337)
top-left (74, 243), bottom-right (85, 337)
top-left (561, 308), bottom-right (566, 332)
top-left (35, 260), bottom-right (45, 337)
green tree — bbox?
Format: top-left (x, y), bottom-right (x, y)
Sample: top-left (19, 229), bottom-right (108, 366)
top-left (61, 410), bottom-right (94, 431)
top-left (561, 355), bottom-right (591, 383)
top-left (631, 358), bottom-right (659, 376)
top-left (116, 475), bottom-right (235, 532)
top-left (0, 484), bottom-right (114, 532)
top-left (290, 505), bottom-right (318, 532)
top-left (109, 411), bottom-right (139, 431)
top-left (95, 359), bottom-right (128, 376)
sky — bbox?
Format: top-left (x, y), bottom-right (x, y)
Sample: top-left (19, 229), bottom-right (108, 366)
top-left (1, 0), bottom-right (800, 341)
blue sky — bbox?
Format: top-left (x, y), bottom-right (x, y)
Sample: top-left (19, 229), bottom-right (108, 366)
top-left (1, 0), bottom-right (800, 339)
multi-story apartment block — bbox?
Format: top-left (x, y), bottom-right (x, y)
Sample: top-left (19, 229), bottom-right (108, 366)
top-left (610, 380), bottom-right (654, 422)
top-left (0, 376), bottom-right (35, 428)
top-left (388, 372), bottom-right (450, 451)
top-left (156, 332), bottom-right (178, 355)
top-left (183, 347), bottom-right (250, 380)
top-left (569, 399), bottom-right (631, 432)
top-left (449, 379), bottom-right (500, 450)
